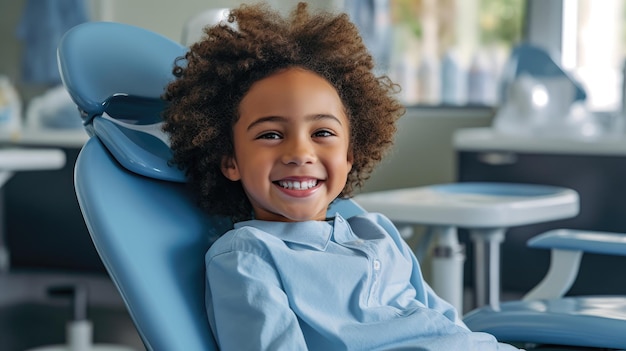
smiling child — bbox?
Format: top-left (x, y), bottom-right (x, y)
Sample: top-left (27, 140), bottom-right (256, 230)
top-left (162, 2), bottom-right (522, 350)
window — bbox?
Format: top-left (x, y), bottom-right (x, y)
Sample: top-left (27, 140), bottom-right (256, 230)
top-left (357, 0), bottom-right (526, 106)
top-left (528, 0), bottom-right (626, 112)
top-left (566, 0), bottom-right (624, 111)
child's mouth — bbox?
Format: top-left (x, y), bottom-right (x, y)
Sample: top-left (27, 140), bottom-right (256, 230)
top-left (275, 179), bottom-right (319, 190)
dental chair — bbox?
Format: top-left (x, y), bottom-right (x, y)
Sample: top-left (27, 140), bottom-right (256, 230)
top-left (58, 21), bottom-right (626, 351)
top-left (57, 21), bottom-right (364, 351)
top-left (464, 228), bottom-right (626, 349)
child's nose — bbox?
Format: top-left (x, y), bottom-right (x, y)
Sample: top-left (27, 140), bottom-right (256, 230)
top-left (282, 137), bottom-right (316, 165)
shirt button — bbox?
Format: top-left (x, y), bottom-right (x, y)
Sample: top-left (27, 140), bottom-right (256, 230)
top-left (373, 259), bottom-right (381, 271)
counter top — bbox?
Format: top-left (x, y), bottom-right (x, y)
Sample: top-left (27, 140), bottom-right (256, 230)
top-left (454, 127), bottom-right (626, 156)
top-left (0, 128), bottom-right (89, 148)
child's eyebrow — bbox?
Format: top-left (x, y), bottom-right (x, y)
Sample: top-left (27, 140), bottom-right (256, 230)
top-left (246, 114), bottom-right (343, 131)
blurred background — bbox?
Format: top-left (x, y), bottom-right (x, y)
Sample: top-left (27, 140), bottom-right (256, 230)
top-left (1, 0), bottom-right (626, 350)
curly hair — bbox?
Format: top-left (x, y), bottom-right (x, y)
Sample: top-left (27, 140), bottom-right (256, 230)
top-left (163, 2), bottom-right (404, 222)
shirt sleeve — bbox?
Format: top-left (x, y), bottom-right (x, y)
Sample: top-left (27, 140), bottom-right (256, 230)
top-left (367, 212), bottom-right (469, 328)
top-left (205, 248), bottom-right (308, 350)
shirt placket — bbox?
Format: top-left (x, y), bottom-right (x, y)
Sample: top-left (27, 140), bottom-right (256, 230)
top-left (334, 216), bottom-right (383, 306)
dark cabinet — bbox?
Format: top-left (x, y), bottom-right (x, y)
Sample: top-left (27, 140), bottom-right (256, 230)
top-left (455, 128), bottom-right (626, 296)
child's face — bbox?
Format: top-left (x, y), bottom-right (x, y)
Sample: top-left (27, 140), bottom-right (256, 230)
top-left (221, 67), bottom-right (353, 222)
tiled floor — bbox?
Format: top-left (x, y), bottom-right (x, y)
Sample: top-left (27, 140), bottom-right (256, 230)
top-left (1, 271), bottom-right (599, 351)
top-left (0, 270), bottom-right (145, 351)
top-left (1, 270), bottom-right (505, 351)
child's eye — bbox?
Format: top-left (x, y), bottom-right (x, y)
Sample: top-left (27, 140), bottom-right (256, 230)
top-left (313, 130), bottom-right (335, 138)
top-left (257, 132), bottom-right (282, 140)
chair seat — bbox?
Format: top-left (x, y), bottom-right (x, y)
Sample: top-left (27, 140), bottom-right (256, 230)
top-left (463, 296), bottom-right (626, 349)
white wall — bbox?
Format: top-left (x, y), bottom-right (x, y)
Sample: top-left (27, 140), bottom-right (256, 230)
top-left (90, 0), bottom-right (339, 43)
top-left (0, 0), bottom-right (495, 192)
top-left (0, 1), bottom-right (339, 107)
top-left (362, 107), bottom-right (494, 193)
top-left (87, 1), bottom-right (496, 192)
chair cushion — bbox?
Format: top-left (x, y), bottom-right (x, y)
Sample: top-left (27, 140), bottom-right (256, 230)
top-left (93, 117), bottom-right (186, 182)
top-left (464, 296), bottom-right (626, 349)
top-left (58, 21), bottom-right (189, 182)
top-left (75, 137), bottom-right (227, 350)
top-left (58, 21), bottom-right (187, 122)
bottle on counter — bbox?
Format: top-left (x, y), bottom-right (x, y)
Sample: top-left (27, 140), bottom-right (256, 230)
top-left (0, 76), bottom-right (22, 141)
top-left (440, 48), bottom-right (467, 106)
top-left (418, 52), bottom-right (441, 105)
top-left (467, 50), bottom-right (497, 106)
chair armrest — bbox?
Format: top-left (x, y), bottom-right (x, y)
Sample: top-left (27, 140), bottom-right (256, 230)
top-left (523, 229), bottom-right (626, 301)
top-left (528, 229), bottom-right (626, 256)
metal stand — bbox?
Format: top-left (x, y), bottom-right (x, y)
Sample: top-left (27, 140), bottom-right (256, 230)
top-left (431, 226), bottom-right (466, 313)
top-left (470, 228), bottom-right (505, 310)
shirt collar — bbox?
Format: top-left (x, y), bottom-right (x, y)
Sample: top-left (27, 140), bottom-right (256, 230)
top-left (233, 214), bottom-right (351, 251)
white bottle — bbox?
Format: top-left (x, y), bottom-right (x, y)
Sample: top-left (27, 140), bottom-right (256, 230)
top-left (440, 48), bottom-right (467, 105)
top-left (467, 50), bottom-right (496, 105)
top-left (0, 76), bottom-right (22, 141)
top-left (418, 52), bottom-right (441, 105)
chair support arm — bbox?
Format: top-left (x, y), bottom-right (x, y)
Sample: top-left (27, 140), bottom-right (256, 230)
top-left (522, 229), bottom-right (626, 301)
top-left (522, 249), bottom-right (582, 301)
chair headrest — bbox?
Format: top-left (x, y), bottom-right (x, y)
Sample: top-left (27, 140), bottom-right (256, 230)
top-left (58, 21), bottom-right (187, 124)
top-left (94, 116), bottom-right (186, 183)
top-left (58, 21), bottom-right (188, 182)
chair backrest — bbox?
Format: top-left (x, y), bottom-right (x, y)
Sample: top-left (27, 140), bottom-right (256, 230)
top-left (58, 21), bottom-right (365, 351)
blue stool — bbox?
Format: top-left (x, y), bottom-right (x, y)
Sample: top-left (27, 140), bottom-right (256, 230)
top-left (353, 182), bottom-right (579, 312)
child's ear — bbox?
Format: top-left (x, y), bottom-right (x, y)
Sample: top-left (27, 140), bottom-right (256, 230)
top-left (221, 155), bottom-right (241, 181)
top-left (347, 148), bottom-right (354, 169)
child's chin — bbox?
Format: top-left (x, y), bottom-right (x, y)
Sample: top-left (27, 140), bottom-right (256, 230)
top-left (281, 210), bottom-right (326, 222)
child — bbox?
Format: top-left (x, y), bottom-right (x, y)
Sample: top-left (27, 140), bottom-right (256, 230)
top-left (163, 2), bottom-right (522, 350)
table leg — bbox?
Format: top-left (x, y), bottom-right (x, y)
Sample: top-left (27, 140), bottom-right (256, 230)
top-left (431, 226), bottom-right (465, 313)
top-left (470, 228), bottom-right (505, 310)
top-left (0, 187), bottom-right (7, 274)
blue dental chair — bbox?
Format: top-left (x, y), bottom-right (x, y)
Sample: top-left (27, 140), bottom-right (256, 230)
top-left (58, 21), bottom-right (626, 351)
top-left (57, 21), bottom-right (364, 351)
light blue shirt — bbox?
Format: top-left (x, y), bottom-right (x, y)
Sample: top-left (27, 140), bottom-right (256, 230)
top-left (205, 212), bottom-right (520, 350)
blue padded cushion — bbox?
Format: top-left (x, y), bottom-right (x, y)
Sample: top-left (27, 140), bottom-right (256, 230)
top-left (464, 297), bottom-right (626, 349)
top-left (528, 228), bottom-right (626, 256)
top-left (58, 21), bottom-right (188, 181)
top-left (75, 137), bottom-right (227, 351)
top-left (93, 118), bottom-right (186, 182)
top-left (57, 21), bottom-right (187, 122)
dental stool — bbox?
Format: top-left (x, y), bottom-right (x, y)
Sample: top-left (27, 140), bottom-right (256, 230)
top-left (28, 285), bottom-right (134, 351)
top-left (354, 182), bottom-right (580, 312)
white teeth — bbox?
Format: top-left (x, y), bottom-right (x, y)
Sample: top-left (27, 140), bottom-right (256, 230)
top-left (278, 180), bottom-right (318, 190)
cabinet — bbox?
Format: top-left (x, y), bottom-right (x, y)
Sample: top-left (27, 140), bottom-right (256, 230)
top-left (454, 128), bottom-right (626, 296)
top-left (2, 130), bottom-right (105, 272)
